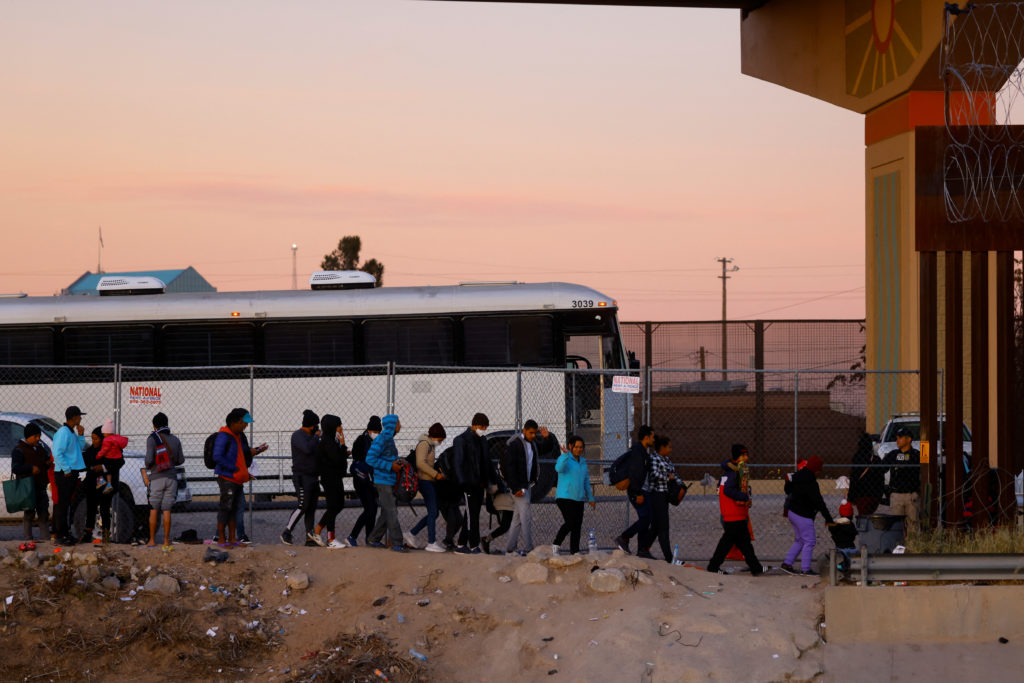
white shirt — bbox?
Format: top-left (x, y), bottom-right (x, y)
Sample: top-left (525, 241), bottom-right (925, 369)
top-left (523, 437), bottom-right (534, 488)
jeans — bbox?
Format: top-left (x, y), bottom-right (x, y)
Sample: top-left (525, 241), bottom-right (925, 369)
top-left (707, 519), bottom-right (762, 575)
top-left (620, 495), bottom-right (652, 545)
top-left (784, 511), bottom-right (817, 571)
top-left (642, 491), bottom-right (673, 561)
top-left (22, 485), bottom-right (49, 541)
top-left (409, 479), bottom-right (439, 543)
top-left (505, 487), bottom-right (534, 553)
top-left (553, 499), bottom-right (584, 554)
top-left (217, 478), bottom-right (243, 526)
top-left (349, 475), bottom-right (378, 542)
top-left (235, 486), bottom-right (248, 538)
top-left (368, 483), bottom-right (403, 547)
top-left (285, 472), bottom-right (320, 537)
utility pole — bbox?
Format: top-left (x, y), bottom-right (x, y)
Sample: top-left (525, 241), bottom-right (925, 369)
top-left (291, 243), bottom-right (298, 290)
top-left (717, 257), bottom-right (739, 381)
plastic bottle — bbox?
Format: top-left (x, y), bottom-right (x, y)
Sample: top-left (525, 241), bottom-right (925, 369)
top-left (672, 543), bottom-right (680, 565)
top-left (409, 648), bottom-right (428, 661)
top-left (587, 529), bottom-right (598, 554)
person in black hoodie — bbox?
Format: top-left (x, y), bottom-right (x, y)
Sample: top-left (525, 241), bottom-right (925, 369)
top-left (281, 410), bottom-right (321, 546)
top-left (451, 412), bottom-right (493, 553)
top-left (347, 416), bottom-right (381, 547)
top-left (501, 419), bottom-right (540, 555)
top-left (613, 425), bottom-right (655, 554)
top-left (780, 455), bottom-right (833, 576)
top-left (11, 423), bottom-right (53, 542)
top-left (81, 426), bottom-right (112, 545)
top-left (848, 433), bottom-right (883, 515)
top-left (312, 414), bottom-right (348, 548)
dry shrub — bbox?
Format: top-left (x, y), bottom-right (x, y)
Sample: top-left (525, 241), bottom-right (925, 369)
top-left (906, 526), bottom-right (1024, 553)
top-left (288, 632), bottom-right (425, 683)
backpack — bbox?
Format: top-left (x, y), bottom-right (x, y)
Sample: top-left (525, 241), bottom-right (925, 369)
top-left (203, 432), bottom-right (219, 470)
top-left (406, 447), bottom-right (418, 467)
top-left (393, 460), bottom-right (419, 504)
top-left (152, 431), bottom-right (172, 472)
top-left (605, 450), bottom-right (633, 491)
top-left (435, 446), bottom-right (456, 480)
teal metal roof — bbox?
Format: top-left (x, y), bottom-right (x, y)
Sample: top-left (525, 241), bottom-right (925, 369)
top-left (65, 267), bottom-right (216, 295)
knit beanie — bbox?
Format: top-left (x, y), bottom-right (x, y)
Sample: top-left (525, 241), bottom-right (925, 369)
top-left (102, 418), bottom-right (115, 434)
top-left (731, 443), bottom-right (748, 460)
top-left (428, 423), bottom-right (447, 440)
top-left (839, 500), bottom-right (854, 518)
top-left (366, 415), bottom-right (383, 432)
top-left (806, 455), bottom-right (823, 473)
top-left (302, 409), bottom-right (320, 429)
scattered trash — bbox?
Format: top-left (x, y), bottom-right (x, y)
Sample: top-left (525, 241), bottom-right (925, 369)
top-left (372, 596), bottom-right (389, 607)
top-left (374, 669), bottom-right (389, 681)
top-left (199, 585), bottom-right (207, 591)
top-left (892, 545), bottom-right (906, 555)
top-left (702, 592), bottom-right (715, 596)
top-left (553, 654), bottom-right (559, 660)
top-left (4, 595), bottom-right (12, 605)
top-left (589, 640), bottom-right (599, 646)
top-left (498, 575), bottom-right (512, 583)
top-left (203, 548), bottom-right (229, 564)
top-left (542, 637), bottom-right (554, 642)
top-left (547, 670), bottom-right (558, 676)
top-left (588, 617), bottom-right (599, 621)
top-left (416, 599), bottom-right (430, 607)
top-left (750, 627), bottom-right (759, 632)
top-left (397, 614), bottom-right (405, 624)
top-left (408, 648), bottom-right (427, 661)
top-left (206, 627), bottom-right (219, 637)
top-left (376, 614), bottom-right (387, 620)
top-left (119, 597), bottom-right (133, 602)
top-left (540, 613), bottom-right (548, 619)
top-left (999, 637), bottom-right (1009, 644)
top-left (246, 620), bottom-right (260, 630)
top-left (299, 609), bottom-right (308, 615)
top-left (772, 654), bottom-right (779, 659)
top-left (285, 550), bottom-right (297, 557)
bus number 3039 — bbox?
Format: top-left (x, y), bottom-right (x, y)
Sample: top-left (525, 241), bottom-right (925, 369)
top-left (571, 300), bottom-right (595, 308)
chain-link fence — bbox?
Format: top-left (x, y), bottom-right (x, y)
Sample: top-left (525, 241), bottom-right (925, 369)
top-left (3, 363), bottom-right (1020, 560)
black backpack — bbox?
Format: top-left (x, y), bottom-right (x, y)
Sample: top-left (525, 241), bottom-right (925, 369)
top-left (435, 446), bottom-right (456, 480)
top-left (203, 432), bottom-right (219, 469)
top-left (605, 450), bottom-right (633, 489)
top-left (406, 447), bottom-right (418, 467)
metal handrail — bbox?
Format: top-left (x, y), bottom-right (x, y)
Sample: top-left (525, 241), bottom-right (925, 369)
top-left (829, 547), bottom-right (1024, 585)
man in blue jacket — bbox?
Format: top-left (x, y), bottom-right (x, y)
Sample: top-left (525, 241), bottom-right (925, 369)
top-left (52, 405), bottom-right (88, 545)
top-left (614, 425), bottom-right (655, 554)
top-left (366, 414), bottom-right (408, 551)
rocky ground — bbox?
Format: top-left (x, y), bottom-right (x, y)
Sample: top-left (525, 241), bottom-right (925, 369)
top-left (0, 541), bottom-right (1018, 682)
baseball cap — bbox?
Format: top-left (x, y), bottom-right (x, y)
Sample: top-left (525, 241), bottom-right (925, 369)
top-left (242, 412), bottom-right (254, 424)
top-left (894, 426), bottom-right (912, 438)
top-left (65, 405), bottom-right (86, 420)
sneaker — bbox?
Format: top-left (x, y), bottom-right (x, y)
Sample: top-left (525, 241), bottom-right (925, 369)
top-left (96, 479), bottom-right (107, 490)
top-left (328, 539), bottom-right (347, 549)
top-left (367, 541), bottom-right (386, 548)
top-left (516, 550), bottom-right (527, 557)
top-left (800, 569), bottom-right (820, 577)
top-left (346, 535), bottom-right (359, 547)
top-left (454, 545), bottom-right (472, 554)
top-left (304, 539), bottom-right (318, 547)
top-left (480, 537), bottom-right (491, 554)
top-left (424, 542), bottom-right (446, 553)
top-left (779, 563), bottom-right (798, 575)
top-left (103, 483), bottom-right (114, 494)
top-left (391, 544), bottom-right (409, 553)
top-left (280, 529), bottom-right (293, 546)
top-left (308, 532), bottom-right (326, 547)
top-left (470, 546), bottom-right (483, 554)
top-left (551, 544), bottom-right (560, 556)
top-left (614, 536), bottom-right (631, 554)
top-left (237, 534), bottom-right (252, 545)
top-left (444, 542), bottom-right (456, 552)
top-left (79, 532), bottom-right (94, 545)
top-left (636, 550), bottom-right (655, 560)
top-left (403, 532), bottom-right (420, 550)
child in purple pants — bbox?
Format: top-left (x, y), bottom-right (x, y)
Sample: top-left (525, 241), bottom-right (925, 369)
top-left (780, 456), bottom-right (833, 576)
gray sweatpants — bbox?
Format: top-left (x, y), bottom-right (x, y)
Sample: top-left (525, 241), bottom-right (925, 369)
top-left (505, 487), bottom-right (534, 553)
top-left (368, 484), bottom-right (403, 547)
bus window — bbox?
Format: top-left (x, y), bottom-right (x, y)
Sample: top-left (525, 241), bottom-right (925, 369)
top-left (0, 327), bottom-right (54, 364)
top-left (64, 325), bottom-right (154, 365)
top-left (364, 318), bottom-right (454, 366)
top-left (162, 323), bottom-right (256, 366)
top-left (463, 315), bottom-right (554, 366)
top-left (264, 321), bottom-right (355, 365)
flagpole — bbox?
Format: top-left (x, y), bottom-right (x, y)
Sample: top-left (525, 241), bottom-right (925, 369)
top-left (97, 226), bottom-right (104, 274)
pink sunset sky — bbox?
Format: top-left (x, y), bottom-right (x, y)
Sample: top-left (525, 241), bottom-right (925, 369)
top-left (0, 1), bottom-right (867, 321)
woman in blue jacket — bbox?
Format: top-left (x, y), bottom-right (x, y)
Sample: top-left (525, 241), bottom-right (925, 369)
top-left (552, 435), bottom-right (594, 554)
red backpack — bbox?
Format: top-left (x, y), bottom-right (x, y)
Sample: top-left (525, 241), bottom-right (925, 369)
top-left (393, 452), bottom-right (419, 505)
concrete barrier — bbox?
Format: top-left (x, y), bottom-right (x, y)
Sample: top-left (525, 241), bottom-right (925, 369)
top-left (825, 585), bottom-right (1024, 643)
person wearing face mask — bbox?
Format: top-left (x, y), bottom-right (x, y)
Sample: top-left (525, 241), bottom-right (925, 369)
top-left (281, 410), bottom-right (322, 546)
top-left (366, 414), bottom-right (408, 551)
top-left (404, 422), bottom-right (447, 552)
top-left (346, 416), bottom-right (381, 547)
top-left (313, 414), bottom-right (348, 548)
top-left (451, 413), bottom-right (493, 554)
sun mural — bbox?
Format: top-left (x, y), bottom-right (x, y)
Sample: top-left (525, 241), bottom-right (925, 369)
top-left (845, 0), bottom-right (923, 97)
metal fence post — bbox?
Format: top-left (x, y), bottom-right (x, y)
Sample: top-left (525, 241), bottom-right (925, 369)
top-left (387, 362), bottom-right (396, 415)
top-left (114, 364), bottom-right (122, 433)
top-left (248, 365), bottom-right (255, 537)
top-left (515, 365), bottom-right (523, 431)
top-left (643, 365), bottom-right (652, 425)
top-left (793, 371), bottom-right (800, 467)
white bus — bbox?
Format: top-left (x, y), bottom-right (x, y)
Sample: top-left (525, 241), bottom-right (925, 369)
top-left (0, 277), bottom-right (635, 498)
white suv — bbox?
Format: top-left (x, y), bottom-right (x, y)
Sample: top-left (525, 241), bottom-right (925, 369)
top-left (0, 412), bottom-right (192, 542)
top-left (873, 412), bottom-right (972, 463)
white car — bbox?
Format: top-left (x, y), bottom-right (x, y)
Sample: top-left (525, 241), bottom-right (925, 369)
top-left (873, 412), bottom-right (972, 464)
top-left (0, 412), bottom-right (191, 542)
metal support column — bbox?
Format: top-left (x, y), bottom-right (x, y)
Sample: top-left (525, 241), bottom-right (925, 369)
top-left (995, 251), bottom-right (1016, 523)
top-left (969, 252), bottom-right (990, 529)
top-left (944, 251), bottom-right (965, 527)
top-left (919, 252), bottom-right (939, 528)
top-left (754, 321), bottom-right (765, 460)
top-left (793, 371), bottom-right (799, 467)
top-left (515, 366), bottom-right (523, 431)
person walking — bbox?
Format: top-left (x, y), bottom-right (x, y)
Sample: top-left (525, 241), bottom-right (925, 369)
top-left (706, 444), bottom-right (764, 576)
top-left (552, 435), bottom-right (594, 555)
top-left (145, 412), bottom-right (185, 549)
top-left (637, 435), bottom-right (680, 563)
top-left (452, 413), bottom-right (492, 554)
top-left (882, 426), bottom-right (921, 532)
top-left (366, 414), bottom-right (408, 552)
top-left (613, 425), bottom-right (655, 554)
top-left (405, 423), bottom-right (448, 553)
top-left (11, 423), bottom-right (52, 542)
top-left (281, 410), bottom-right (321, 546)
top-left (52, 406), bottom-right (87, 546)
top-left (480, 477), bottom-right (515, 554)
top-left (213, 408), bottom-right (267, 547)
top-left (502, 419), bottom-right (540, 555)
top-left (779, 455), bottom-right (834, 575)
top-left (313, 414), bottom-right (348, 548)
top-left (346, 416), bottom-right (381, 547)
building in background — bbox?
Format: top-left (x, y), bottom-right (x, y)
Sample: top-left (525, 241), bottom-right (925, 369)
top-left (63, 267), bottom-right (216, 296)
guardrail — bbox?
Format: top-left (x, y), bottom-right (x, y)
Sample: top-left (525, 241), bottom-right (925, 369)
top-left (830, 548), bottom-right (1024, 585)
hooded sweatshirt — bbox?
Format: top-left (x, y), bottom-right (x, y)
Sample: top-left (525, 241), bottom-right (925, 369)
top-left (316, 414), bottom-right (348, 481)
top-left (415, 433), bottom-right (441, 481)
top-left (365, 414), bottom-right (399, 486)
top-left (717, 459), bottom-right (750, 522)
top-left (213, 427), bottom-right (251, 485)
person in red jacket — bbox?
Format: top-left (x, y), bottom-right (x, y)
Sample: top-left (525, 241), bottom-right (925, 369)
top-left (706, 444), bottom-right (764, 576)
top-left (95, 418), bottom-right (128, 495)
